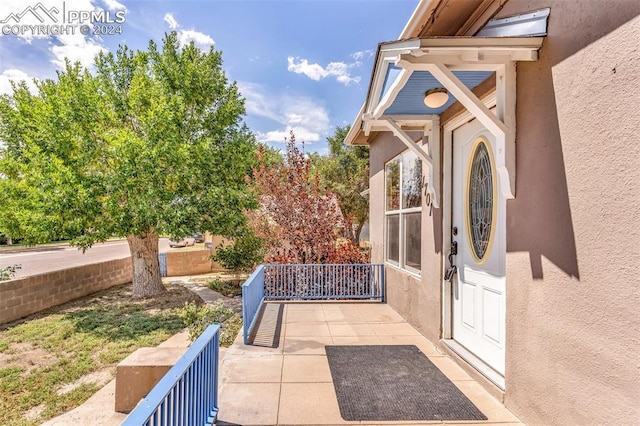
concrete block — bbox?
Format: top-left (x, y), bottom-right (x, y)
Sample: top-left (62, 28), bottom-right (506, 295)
top-left (114, 347), bottom-right (185, 413)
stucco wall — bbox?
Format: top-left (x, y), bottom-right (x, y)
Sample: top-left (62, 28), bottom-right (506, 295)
top-left (493, 2), bottom-right (640, 425)
top-left (369, 132), bottom-right (443, 343)
top-left (0, 258), bottom-right (132, 325)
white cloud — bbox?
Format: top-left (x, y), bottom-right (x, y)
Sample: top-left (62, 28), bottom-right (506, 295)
top-left (0, 69), bottom-right (38, 96)
top-left (49, 0), bottom-right (108, 70)
top-left (50, 32), bottom-right (106, 70)
top-left (238, 81), bottom-right (331, 144)
top-left (103, 0), bottom-right (127, 11)
top-left (163, 12), bottom-right (179, 30)
top-left (177, 30), bottom-right (214, 50)
top-left (287, 57), bottom-right (361, 86)
top-left (351, 49), bottom-right (374, 62)
top-left (237, 81), bottom-right (282, 122)
top-left (162, 12), bottom-right (214, 51)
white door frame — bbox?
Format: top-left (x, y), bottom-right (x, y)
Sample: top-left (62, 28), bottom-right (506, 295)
top-left (441, 92), bottom-right (507, 389)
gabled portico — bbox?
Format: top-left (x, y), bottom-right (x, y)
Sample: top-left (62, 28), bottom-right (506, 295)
top-left (347, 36), bottom-right (544, 205)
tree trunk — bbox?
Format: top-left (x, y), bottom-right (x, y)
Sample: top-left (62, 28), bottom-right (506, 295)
top-left (353, 222), bottom-right (364, 245)
top-left (127, 233), bottom-right (167, 299)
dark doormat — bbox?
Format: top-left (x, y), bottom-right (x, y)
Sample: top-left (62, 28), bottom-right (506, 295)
top-left (325, 345), bottom-right (487, 421)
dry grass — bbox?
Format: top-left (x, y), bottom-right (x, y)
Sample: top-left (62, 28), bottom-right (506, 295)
top-left (0, 282), bottom-right (200, 426)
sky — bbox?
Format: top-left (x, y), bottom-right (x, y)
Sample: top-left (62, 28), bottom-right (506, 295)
top-left (0, 0), bottom-right (418, 153)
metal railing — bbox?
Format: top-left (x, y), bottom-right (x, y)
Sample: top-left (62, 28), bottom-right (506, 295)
top-left (158, 253), bottom-right (168, 277)
top-left (242, 265), bottom-right (265, 345)
top-left (263, 263), bottom-right (385, 301)
top-left (122, 324), bottom-right (220, 426)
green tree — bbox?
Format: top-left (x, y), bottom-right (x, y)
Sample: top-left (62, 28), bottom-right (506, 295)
top-left (312, 125), bottom-right (369, 243)
top-left (0, 32), bottom-right (256, 298)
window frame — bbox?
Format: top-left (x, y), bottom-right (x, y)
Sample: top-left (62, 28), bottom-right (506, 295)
top-left (384, 150), bottom-right (422, 275)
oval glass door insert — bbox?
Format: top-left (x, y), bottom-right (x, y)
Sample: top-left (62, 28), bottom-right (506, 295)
top-left (467, 140), bottom-right (494, 262)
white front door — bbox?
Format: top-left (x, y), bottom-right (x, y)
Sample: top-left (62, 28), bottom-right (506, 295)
top-left (452, 118), bottom-right (506, 375)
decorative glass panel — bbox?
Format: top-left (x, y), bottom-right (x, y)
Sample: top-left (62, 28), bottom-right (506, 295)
top-left (404, 212), bottom-right (421, 269)
top-left (468, 141), bottom-right (493, 261)
top-left (385, 160), bottom-right (400, 211)
top-left (402, 151), bottom-right (422, 208)
top-left (386, 215), bottom-right (399, 263)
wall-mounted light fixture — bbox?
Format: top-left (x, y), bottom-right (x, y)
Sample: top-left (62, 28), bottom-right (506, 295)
top-left (424, 88), bottom-right (449, 108)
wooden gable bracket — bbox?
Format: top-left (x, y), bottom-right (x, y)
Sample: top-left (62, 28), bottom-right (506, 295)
top-left (363, 114), bottom-right (441, 208)
top-left (396, 55), bottom-right (517, 199)
top-left (383, 117), bottom-right (440, 209)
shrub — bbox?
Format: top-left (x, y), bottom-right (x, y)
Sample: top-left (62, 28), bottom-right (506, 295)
top-left (0, 264), bottom-right (21, 281)
top-left (212, 233), bottom-right (264, 282)
top-left (206, 277), bottom-right (243, 297)
top-left (178, 301), bottom-right (233, 342)
top-left (220, 313), bottom-right (242, 347)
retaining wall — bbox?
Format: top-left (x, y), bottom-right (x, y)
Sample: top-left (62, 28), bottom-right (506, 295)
top-left (166, 249), bottom-right (217, 276)
top-left (0, 258), bottom-right (133, 325)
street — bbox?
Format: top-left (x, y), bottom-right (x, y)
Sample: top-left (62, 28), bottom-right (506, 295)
top-left (0, 238), bottom-right (171, 279)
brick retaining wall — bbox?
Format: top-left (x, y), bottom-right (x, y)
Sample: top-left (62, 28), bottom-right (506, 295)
top-left (166, 249), bottom-right (216, 276)
top-left (0, 249), bottom-right (229, 325)
top-left (0, 257), bottom-right (132, 325)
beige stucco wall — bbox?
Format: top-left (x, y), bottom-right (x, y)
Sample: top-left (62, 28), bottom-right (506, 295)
top-left (493, 2), bottom-right (640, 425)
top-left (369, 132), bottom-right (443, 343)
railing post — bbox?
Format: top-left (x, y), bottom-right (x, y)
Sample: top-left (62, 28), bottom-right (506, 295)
top-left (242, 265), bottom-right (265, 345)
top-left (381, 264), bottom-right (386, 303)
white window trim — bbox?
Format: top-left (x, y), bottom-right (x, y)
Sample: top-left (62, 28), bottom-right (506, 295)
top-left (384, 151), bottom-right (422, 275)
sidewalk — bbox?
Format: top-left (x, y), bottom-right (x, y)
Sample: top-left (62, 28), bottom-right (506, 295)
top-left (0, 238), bottom-right (127, 254)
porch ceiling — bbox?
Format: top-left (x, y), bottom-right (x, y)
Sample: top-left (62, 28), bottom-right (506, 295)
top-left (347, 36), bottom-right (544, 145)
top-left (381, 67), bottom-right (494, 115)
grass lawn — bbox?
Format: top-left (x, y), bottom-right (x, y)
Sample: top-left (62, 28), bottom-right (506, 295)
top-left (0, 282), bottom-right (207, 426)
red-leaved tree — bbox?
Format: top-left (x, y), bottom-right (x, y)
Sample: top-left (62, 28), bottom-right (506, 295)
top-left (250, 132), bottom-right (366, 264)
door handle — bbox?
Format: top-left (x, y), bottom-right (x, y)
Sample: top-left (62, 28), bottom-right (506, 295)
top-left (445, 240), bottom-right (458, 282)
top-left (444, 264), bottom-right (457, 281)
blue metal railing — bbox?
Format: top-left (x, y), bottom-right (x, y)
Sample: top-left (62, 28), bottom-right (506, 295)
top-left (122, 324), bottom-right (220, 426)
top-left (242, 264), bottom-right (385, 346)
top-left (242, 265), bottom-right (265, 345)
top-left (158, 253), bottom-right (168, 277)
top-left (263, 263), bottom-right (385, 301)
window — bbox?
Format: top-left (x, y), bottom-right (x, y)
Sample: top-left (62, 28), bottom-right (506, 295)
top-left (385, 150), bottom-right (422, 272)
top-left (467, 139), bottom-right (495, 263)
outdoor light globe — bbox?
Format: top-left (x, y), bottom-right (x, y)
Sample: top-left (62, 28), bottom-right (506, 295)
top-left (424, 89), bottom-right (449, 108)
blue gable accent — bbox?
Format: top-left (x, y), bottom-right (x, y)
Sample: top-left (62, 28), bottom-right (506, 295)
top-left (384, 70), bottom-right (494, 115)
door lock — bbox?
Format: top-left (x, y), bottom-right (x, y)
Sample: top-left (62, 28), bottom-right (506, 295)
top-left (450, 240), bottom-right (458, 255)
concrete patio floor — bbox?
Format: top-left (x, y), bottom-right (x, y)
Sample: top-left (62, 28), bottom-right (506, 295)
top-left (217, 302), bottom-right (523, 426)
